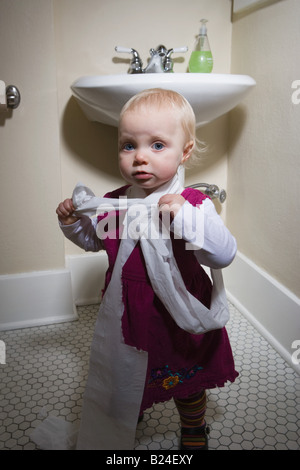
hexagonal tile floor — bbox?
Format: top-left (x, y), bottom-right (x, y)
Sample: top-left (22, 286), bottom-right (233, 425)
top-left (0, 302), bottom-right (299, 450)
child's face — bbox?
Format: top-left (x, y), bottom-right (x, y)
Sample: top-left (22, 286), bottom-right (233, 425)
top-left (118, 105), bottom-right (193, 195)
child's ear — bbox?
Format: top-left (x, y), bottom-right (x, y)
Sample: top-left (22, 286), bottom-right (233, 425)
top-left (181, 140), bottom-right (194, 164)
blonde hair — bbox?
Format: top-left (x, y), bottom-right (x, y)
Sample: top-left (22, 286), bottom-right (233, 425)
top-left (119, 88), bottom-right (206, 167)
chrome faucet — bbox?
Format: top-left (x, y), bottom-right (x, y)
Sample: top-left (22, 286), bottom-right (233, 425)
top-left (115, 45), bottom-right (188, 73)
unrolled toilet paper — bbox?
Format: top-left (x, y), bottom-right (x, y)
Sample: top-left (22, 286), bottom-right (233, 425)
top-left (0, 80), bottom-right (7, 112)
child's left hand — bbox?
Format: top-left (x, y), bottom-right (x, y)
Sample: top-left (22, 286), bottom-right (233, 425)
top-left (158, 194), bottom-right (186, 219)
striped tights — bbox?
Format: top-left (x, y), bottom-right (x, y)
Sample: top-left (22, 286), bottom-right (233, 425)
top-left (174, 390), bottom-right (207, 449)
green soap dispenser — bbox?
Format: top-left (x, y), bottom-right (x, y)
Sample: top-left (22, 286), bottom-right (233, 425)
top-left (189, 19), bottom-right (213, 73)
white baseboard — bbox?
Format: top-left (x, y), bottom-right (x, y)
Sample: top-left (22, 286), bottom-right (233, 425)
top-left (0, 269), bottom-right (78, 331)
top-left (224, 251), bottom-right (300, 375)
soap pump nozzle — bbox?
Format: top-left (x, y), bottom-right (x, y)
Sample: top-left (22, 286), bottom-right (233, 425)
top-left (199, 19), bottom-right (208, 36)
top-left (199, 19), bottom-right (209, 49)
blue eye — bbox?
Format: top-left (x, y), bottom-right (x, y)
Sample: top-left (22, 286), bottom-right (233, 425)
top-left (152, 142), bottom-right (165, 151)
top-left (123, 143), bottom-right (135, 151)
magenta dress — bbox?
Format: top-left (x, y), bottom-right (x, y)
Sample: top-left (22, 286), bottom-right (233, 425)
top-left (99, 186), bottom-right (239, 412)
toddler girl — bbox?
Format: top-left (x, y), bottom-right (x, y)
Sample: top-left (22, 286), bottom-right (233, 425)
top-left (56, 88), bottom-right (238, 450)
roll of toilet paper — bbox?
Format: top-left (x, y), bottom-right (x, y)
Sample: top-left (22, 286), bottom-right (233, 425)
top-left (0, 80), bottom-right (7, 112)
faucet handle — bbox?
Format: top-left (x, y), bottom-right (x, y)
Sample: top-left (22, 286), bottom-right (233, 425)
top-left (172, 47), bottom-right (188, 53)
top-left (115, 46), bottom-right (143, 73)
top-left (115, 46), bottom-right (133, 54)
top-left (164, 46), bottom-right (188, 72)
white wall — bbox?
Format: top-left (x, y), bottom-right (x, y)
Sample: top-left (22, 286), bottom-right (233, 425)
top-left (228, 0), bottom-right (300, 298)
top-left (225, 0), bottom-right (300, 371)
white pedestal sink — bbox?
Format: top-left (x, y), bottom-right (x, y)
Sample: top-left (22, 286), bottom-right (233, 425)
top-left (71, 73), bottom-right (256, 128)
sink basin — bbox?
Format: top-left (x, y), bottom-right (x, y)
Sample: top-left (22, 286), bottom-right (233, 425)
top-left (71, 73), bottom-right (256, 127)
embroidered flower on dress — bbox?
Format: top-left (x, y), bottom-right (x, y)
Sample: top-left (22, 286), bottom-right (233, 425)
top-left (162, 375), bottom-right (180, 390)
top-left (148, 364), bottom-right (203, 390)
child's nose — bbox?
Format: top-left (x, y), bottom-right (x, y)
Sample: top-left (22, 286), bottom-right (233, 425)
top-left (134, 149), bottom-right (148, 164)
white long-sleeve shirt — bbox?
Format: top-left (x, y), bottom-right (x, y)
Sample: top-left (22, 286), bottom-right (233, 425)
top-left (60, 194), bottom-right (237, 269)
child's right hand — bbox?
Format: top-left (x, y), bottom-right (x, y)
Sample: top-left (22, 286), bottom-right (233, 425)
top-left (56, 198), bottom-right (79, 225)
